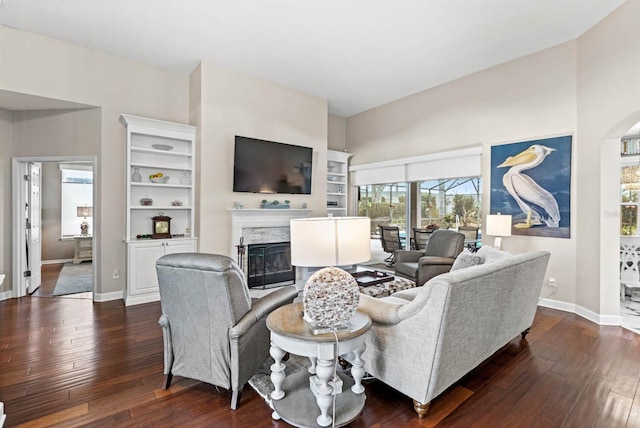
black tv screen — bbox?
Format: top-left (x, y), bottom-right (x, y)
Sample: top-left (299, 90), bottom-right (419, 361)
top-left (233, 136), bottom-right (313, 194)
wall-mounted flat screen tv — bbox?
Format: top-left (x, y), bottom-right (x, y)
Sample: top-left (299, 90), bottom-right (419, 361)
top-left (233, 136), bottom-right (313, 194)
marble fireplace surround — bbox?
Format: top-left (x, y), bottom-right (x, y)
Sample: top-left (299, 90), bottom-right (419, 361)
top-left (228, 209), bottom-right (313, 280)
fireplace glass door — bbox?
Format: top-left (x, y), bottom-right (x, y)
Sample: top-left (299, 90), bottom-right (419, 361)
top-left (247, 242), bottom-right (295, 288)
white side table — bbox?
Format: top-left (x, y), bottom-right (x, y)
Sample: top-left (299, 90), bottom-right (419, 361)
top-left (266, 302), bottom-right (371, 427)
top-left (73, 235), bottom-right (93, 264)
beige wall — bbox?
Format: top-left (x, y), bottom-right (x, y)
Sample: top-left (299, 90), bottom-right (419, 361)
top-left (40, 162), bottom-right (74, 261)
top-left (345, 0), bottom-right (640, 319)
top-left (347, 41), bottom-right (578, 305)
top-left (192, 63), bottom-right (328, 256)
top-left (328, 114), bottom-right (347, 151)
top-left (0, 108), bottom-right (12, 292)
top-left (0, 0), bottom-right (637, 320)
top-left (12, 109), bottom-right (101, 262)
top-left (0, 25), bottom-right (189, 297)
top-left (576, 0), bottom-right (640, 316)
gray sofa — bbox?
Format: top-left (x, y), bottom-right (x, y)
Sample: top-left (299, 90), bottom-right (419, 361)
top-left (356, 248), bottom-right (550, 417)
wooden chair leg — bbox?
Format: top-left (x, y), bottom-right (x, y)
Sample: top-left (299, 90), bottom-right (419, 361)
top-left (162, 372), bottom-right (173, 390)
top-left (230, 386), bottom-right (243, 410)
top-left (521, 328), bottom-right (531, 339)
top-left (413, 400), bottom-right (430, 418)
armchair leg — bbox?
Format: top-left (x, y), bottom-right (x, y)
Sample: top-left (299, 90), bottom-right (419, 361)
top-left (162, 372), bottom-right (173, 390)
top-left (413, 400), bottom-right (430, 418)
top-left (521, 328), bottom-right (531, 339)
top-left (230, 386), bottom-right (243, 410)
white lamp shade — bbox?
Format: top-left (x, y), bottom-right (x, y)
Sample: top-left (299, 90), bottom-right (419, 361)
top-left (486, 214), bottom-right (512, 237)
top-left (290, 217), bottom-right (371, 267)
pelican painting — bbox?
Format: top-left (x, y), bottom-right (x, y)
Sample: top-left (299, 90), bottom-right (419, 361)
top-left (491, 136), bottom-right (571, 238)
top-left (498, 144), bottom-right (560, 228)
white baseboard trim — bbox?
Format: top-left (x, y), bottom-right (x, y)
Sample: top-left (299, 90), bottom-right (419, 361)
top-left (94, 290), bottom-right (124, 303)
top-left (124, 292), bottom-right (160, 306)
top-left (0, 290), bottom-right (13, 302)
top-left (538, 298), bottom-right (622, 326)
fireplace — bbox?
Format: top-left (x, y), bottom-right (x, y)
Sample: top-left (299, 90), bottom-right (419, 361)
top-left (228, 208), bottom-right (313, 285)
top-left (247, 242), bottom-right (295, 288)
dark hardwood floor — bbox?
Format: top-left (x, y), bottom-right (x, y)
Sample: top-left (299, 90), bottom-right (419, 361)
top-left (1, 280), bottom-right (640, 427)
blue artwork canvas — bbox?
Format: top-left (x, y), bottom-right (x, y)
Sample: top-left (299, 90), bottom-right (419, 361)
top-left (490, 135), bottom-right (572, 238)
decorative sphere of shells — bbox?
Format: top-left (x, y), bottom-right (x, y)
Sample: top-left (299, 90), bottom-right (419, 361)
top-left (303, 267), bottom-right (360, 329)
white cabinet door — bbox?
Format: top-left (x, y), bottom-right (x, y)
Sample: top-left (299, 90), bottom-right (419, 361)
top-left (127, 241), bottom-right (164, 301)
top-left (126, 238), bottom-right (197, 306)
top-left (163, 240), bottom-right (196, 256)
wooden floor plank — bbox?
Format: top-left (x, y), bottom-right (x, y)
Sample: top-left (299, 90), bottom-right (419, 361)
top-left (593, 391), bottom-right (633, 428)
top-left (1, 273), bottom-right (640, 427)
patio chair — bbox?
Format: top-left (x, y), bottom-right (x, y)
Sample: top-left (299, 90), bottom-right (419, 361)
top-left (411, 228), bottom-right (434, 250)
top-left (458, 226), bottom-right (480, 251)
top-left (379, 225), bottom-right (404, 267)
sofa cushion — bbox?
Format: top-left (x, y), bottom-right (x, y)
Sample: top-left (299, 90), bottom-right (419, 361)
top-left (477, 245), bottom-right (511, 263)
top-left (451, 250), bottom-right (484, 271)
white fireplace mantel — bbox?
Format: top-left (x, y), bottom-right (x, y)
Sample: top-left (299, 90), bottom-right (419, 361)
top-left (229, 209), bottom-right (313, 256)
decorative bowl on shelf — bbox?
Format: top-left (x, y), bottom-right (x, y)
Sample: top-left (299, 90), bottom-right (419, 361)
top-left (149, 172), bottom-right (169, 183)
top-left (140, 198), bottom-right (153, 206)
top-left (171, 200), bottom-right (183, 206)
top-left (152, 144), bottom-right (173, 151)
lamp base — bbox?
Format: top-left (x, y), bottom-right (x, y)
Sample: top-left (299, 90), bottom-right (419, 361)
top-left (494, 236), bottom-right (503, 250)
top-left (303, 311), bottom-right (352, 335)
top-left (80, 220), bottom-right (89, 236)
top-left (302, 267), bottom-right (360, 333)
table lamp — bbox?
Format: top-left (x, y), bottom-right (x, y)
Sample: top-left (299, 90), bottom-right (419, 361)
top-left (77, 206), bottom-right (93, 236)
top-left (485, 213), bottom-right (512, 250)
top-left (290, 217), bottom-right (371, 334)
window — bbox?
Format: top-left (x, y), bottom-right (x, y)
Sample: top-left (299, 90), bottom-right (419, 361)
top-left (356, 176), bottom-right (480, 243)
top-left (417, 177), bottom-right (481, 229)
top-left (60, 165), bottom-right (93, 238)
top-left (357, 183), bottom-right (408, 241)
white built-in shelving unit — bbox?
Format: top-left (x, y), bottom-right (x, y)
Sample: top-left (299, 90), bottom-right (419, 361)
top-left (326, 150), bottom-right (352, 217)
top-left (120, 114), bottom-right (198, 305)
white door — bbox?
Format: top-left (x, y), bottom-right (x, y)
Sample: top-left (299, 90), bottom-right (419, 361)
top-left (26, 162), bottom-right (42, 294)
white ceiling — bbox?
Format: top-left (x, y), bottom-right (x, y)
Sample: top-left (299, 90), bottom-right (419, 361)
top-left (0, 0), bottom-right (625, 117)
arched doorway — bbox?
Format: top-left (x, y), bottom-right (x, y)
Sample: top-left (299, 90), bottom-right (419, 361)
top-left (600, 112), bottom-right (640, 332)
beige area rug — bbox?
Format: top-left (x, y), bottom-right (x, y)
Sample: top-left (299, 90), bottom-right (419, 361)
top-left (53, 262), bottom-right (93, 296)
top-left (248, 355), bottom-right (309, 402)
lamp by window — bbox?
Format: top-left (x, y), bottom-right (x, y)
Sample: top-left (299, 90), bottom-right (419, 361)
top-left (485, 213), bottom-right (512, 250)
top-left (290, 216), bottom-right (371, 334)
top-left (77, 206), bottom-right (93, 236)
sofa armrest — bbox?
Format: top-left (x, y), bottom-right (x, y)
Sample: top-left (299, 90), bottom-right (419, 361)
top-left (395, 250), bottom-right (424, 263)
top-left (418, 256), bottom-right (456, 266)
top-left (158, 314), bottom-right (174, 375)
top-left (229, 286), bottom-right (298, 339)
top-left (357, 294), bottom-right (411, 325)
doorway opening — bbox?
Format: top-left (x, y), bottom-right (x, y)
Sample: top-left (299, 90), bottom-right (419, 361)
top-left (12, 156), bottom-right (98, 300)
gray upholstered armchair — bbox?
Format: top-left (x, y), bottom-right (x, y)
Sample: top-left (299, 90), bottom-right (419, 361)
top-left (394, 229), bottom-right (465, 286)
top-left (156, 253), bottom-right (298, 410)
